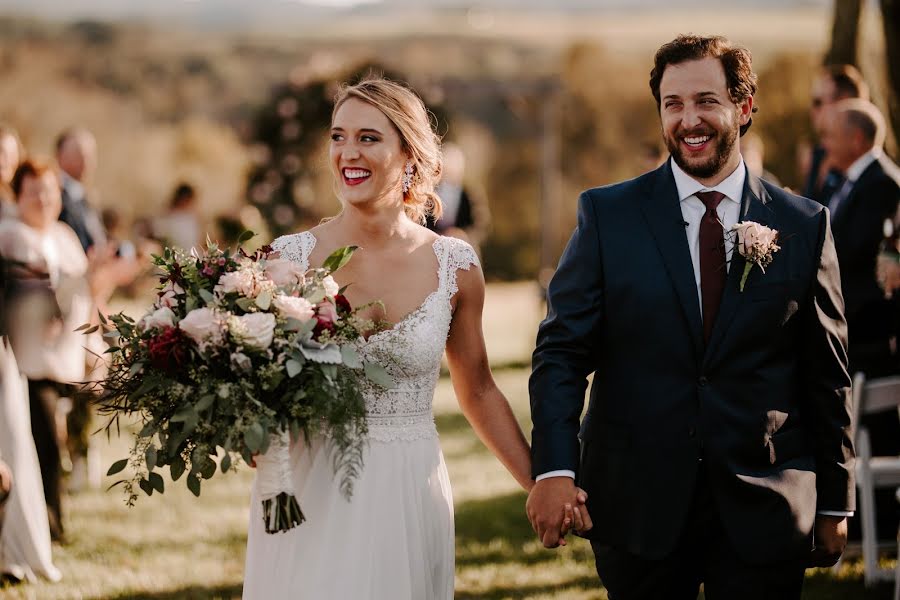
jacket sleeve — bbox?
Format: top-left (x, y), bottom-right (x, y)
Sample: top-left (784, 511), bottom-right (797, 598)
top-left (529, 191), bottom-right (605, 477)
top-left (800, 207), bottom-right (856, 512)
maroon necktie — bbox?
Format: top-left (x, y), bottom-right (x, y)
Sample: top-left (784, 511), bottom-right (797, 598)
top-left (696, 191), bottom-right (727, 343)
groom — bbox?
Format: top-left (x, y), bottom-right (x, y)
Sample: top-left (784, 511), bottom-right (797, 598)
top-left (527, 35), bottom-right (855, 599)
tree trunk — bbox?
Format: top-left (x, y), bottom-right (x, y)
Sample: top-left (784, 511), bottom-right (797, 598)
top-left (825, 0), bottom-right (863, 66)
top-left (881, 0), bottom-right (900, 153)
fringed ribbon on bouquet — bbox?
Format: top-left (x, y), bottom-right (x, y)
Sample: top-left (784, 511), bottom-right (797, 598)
top-left (255, 431), bottom-right (305, 534)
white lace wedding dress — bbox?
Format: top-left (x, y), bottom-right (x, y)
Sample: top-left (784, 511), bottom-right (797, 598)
top-left (242, 232), bottom-right (479, 600)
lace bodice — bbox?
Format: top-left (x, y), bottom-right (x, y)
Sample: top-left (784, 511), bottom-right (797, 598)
top-left (272, 231), bottom-right (480, 442)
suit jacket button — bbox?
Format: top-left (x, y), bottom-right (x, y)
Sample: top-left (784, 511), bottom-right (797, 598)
top-left (688, 427), bottom-right (696, 438)
top-left (698, 376), bottom-right (709, 387)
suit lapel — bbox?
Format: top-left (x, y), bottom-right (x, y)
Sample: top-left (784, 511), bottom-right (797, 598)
top-left (639, 162), bottom-right (704, 359)
top-left (703, 171), bottom-right (775, 366)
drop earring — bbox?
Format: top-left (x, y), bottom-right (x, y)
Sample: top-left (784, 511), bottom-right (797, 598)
top-left (402, 161), bottom-right (414, 194)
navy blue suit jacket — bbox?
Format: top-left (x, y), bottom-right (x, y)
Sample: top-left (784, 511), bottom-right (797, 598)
top-left (530, 161), bottom-right (854, 563)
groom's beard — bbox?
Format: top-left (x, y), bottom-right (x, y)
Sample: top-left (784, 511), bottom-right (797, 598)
top-left (664, 119), bottom-right (738, 180)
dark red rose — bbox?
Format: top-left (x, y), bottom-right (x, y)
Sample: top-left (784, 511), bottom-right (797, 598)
top-left (148, 327), bottom-right (188, 373)
top-left (312, 316), bottom-right (336, 341)
top-left (334, 294), bottom-right (352, 315)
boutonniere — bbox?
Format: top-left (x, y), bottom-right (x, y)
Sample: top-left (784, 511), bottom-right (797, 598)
top-left (731, 221), bottom-right (781, 292)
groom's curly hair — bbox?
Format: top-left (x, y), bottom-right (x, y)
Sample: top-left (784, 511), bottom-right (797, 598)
top-left (649, 34), bottom-right (758, 136)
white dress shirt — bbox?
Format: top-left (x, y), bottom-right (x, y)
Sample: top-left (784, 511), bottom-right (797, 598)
top-left (828, 147), bottom-right (881, 217)
top-left (536, 159), bottom-right (854, 518)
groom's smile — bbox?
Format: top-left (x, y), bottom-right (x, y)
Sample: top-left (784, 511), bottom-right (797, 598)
top-left (658, 56), bottom-right (751, 185)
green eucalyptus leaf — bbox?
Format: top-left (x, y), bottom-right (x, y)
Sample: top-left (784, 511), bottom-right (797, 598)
top-left (199, 288), bottom-right (215, 304)
top-left (194, 394), bottom-right (216, 412)
top-left (322, 245), bottom-right (358, 273)
top-left (364, 362), bottom-right (395, 389)
top-left (340, 346), bottom-right (363, 369)
top-left (220, 454), bottom-right (232, 473)
top-left (149, 472), bottom-right (165, 493)
top-left (170, 456), bottom-right (186, 481)
top-left (244, 421), bottom-right (264, 453)
top-left (200, 460), bottom-right (216, 480)
top-left (237, 230), bottom-right (256, 245)
top-left (236, 297), bottom-right (256, 312)
top-left (145, 446), bottom-right (157, 469)
top-left (187, 474), bottom-right (201, 497)
top-left (107, 459), bottom-right (128, 476)
top-left (139, 478), bottom-right (153, 496)
top-left (286, 359), bottom-right (303, 378)
top-left (255, 290), bottom-right (272, 310)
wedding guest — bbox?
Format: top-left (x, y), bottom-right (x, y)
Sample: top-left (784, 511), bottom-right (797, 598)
top-left (427, 143), bottom-right (490, 250)
top-left (799, 64), bottom-right (869, 204)
top-left (0, 158), bottom-right (97, 541)
top-left (820, 98), bottom-right (900, 543)
top-left (56, 129), bottom-right (139, 490)
top-left (153, 182), bottom-right (201, 251)
top-left (0, 127), bottom-right (23, 218)
top-left (55, 128), bottom-right (106, 253)
top-left (820, 99), bottom-right (900, 376)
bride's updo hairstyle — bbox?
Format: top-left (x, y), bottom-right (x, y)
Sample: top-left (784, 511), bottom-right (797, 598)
top-left (332, 77), bottom-right (443, 225)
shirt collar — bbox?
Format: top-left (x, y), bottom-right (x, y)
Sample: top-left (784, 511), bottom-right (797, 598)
top-left (670, 156), bottom-right (745, 205)
top-left (59, 171), bottom-right (85, 202)
top-left (845, 148), bottom-right (881, 183)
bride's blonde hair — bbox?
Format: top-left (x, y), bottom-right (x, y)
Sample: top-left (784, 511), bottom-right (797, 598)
top-left (332, 78), bottom-right (443, 224)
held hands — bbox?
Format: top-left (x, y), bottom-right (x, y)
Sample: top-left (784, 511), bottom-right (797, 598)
top-left (525, 477), bottom-right (593, 548)
top-left (808, 515), bottom-right (848, 567)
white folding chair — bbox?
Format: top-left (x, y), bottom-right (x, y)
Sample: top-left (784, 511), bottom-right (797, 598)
top-left (851, 372), bottom-right (900, 587)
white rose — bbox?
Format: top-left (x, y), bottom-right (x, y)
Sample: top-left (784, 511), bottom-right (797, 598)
top-left (216, 269), bottom-right (259, 297)
top-left (141, 307), bottom-right (176, 331)
top-left (322, 275), bottom-right (340, 298)
top-left (273, 294), bottom-right (315, 322)
top-left (179, 307), bottom-right (224, 345)
top-left (231, 312), bottom-right (276, 350)
top-left (265, 258), bottom-right (305, 287)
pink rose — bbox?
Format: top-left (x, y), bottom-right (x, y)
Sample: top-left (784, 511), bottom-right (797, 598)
top-left (272, 294), bottom-right (315, 322)
top-left (179, 307), bottom-right (224, 345)
top-left (216, 269), bottom-right (259, 297)
top-left (732, 221), bottom-right (778, 258)
top-left (229, 312), bottom-right (276, 350)
top-left (141, 307), bottom-right (176, 331)
top-left (265, 258), bottom-right (305, 287)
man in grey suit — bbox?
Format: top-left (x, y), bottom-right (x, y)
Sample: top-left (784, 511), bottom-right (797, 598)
top-left (527, 35), bottom-right (854, 599)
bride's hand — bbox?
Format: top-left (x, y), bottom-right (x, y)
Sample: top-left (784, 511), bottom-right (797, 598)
top-left (561, 488), bottom-right (593, 538)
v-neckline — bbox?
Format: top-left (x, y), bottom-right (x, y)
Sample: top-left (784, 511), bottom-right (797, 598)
top-left (301, 231), bottom-right (444, 343)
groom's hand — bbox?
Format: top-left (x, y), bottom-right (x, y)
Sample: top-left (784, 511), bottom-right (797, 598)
top-left (808, 515), bottom-right (848, 567)
top-left (526, 477), bottom-right (577, 548)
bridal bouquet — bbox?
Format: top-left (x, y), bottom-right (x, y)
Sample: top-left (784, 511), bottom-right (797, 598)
top-left (88, 233), bottom-right (391, 533)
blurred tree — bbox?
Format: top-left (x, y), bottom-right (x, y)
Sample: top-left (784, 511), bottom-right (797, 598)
top-left (825, 0), bottom-right (862, 66)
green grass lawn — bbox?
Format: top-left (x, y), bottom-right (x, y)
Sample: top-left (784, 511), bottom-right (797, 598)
top-left (1, 283), bottom-right (895, 599)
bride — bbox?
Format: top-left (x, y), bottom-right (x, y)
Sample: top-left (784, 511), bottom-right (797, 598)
top-left (242, 78), bottom-right (590, 599)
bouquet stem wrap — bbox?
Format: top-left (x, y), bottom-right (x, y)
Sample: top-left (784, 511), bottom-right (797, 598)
top-left (256, 431), bottom-right (304, 534)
